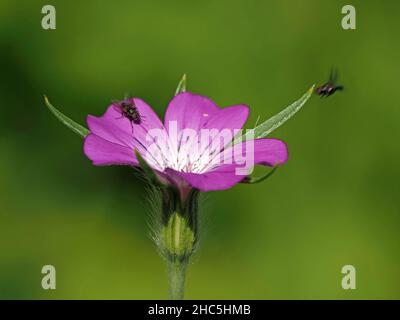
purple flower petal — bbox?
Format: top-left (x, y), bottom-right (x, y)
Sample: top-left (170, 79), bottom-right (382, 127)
top-left (195, 104), bottom-right (249, 162)
top-left (164, 92), bottom-right (220, 133)
top-left (166, 139), bottom-right (288, 191)
top-left (85, 98), bottom-right (169, 168)
top-left (202, 104), bottom-right (249, 133)
top-left (87, 98), bottom-right (164, 151)
top-left (163, 92), bottom-right (221, 165)
top-left (223, 138), bottom-right (289, 167)
top-left (84, 134), bottom-right (138, 166)
top-left (87, 113), bottom-right (135, 148)
top-left (166, 165), bottom-right (244, 191)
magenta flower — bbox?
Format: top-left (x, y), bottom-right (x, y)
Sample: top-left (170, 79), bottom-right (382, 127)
top-left (83, 92), bottom-right (288, 194)
top-left (45, 79), bottom-right (313, 300)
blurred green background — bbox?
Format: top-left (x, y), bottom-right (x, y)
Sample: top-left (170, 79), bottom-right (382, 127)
top-left (1, 0), bottom-right (399, 299)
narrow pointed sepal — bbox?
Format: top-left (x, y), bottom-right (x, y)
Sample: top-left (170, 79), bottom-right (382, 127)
top-left (134, 149), bottom-right (164, 187)
top-left (234, 85), bottom-right (315, 143)
top-left (174, 74), bottom-right (187, 96)
top-left (241, 166), bottom-right (278, 184)
top-left (43, 95), bottom-right (90, 138)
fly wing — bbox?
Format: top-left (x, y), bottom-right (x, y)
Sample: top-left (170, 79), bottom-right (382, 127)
top-left (124, 92), bottom-right (133, 100)
top-left (329, 67), bottom-right (339, 84)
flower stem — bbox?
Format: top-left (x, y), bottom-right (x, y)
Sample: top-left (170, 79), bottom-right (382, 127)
top-left (158, 188), bottom-right (199, 300)
top-left (167, 261), bottom-right (187, 300)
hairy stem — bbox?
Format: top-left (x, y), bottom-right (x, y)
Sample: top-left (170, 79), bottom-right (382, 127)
top-left (158, 188), bottom-right (199, 300)
top-left (167, 261), bottom-right (188, 300)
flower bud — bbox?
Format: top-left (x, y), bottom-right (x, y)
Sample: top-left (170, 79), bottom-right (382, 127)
top-left (161, 212), bottom-right (195, 262)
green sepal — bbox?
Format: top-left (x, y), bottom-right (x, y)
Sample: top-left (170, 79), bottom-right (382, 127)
top-left (155, 187), bottom-right (199, 262)
top-left (234, 85), bottom-right (315, 144)
top-left (241, 166), bottom-right (278, 184)
top-left (43, 95), bottom-right (90, 138)
top-left (134, 149), bottom-right (163, 187)
top-left (174, 74), bottom-right (187, 95)
top-left (161, 212), bottom-right (195, 262)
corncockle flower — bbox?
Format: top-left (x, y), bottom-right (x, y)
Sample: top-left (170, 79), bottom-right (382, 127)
top-left (44, 76), bottom-right (314, 299)
top-left (83, 93), bottom-right (288, 194)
